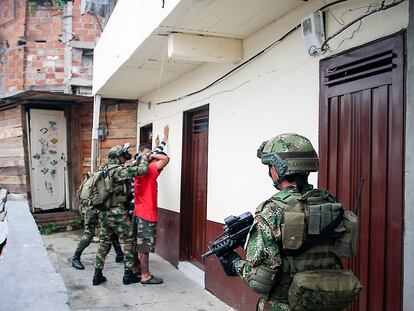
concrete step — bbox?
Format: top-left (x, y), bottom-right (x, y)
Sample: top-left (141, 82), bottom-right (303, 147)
top-left (33, 211), bottom-right (81, 227)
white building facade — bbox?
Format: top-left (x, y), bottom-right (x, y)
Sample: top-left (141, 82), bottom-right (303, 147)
top-left (93, 1), bottom-right (412, 310)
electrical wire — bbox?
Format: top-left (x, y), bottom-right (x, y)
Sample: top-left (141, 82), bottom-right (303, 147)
top-left (155, 45), bottom-right (167, 104)
top-left (321, 0), bottom-right (406, 52)
top-left (323, 0), bottom-right (346, 25)
top-left (140, 55), bottom-right (314, 125)
top-left (154, 25), bottom-right (299, 106)
top-left (151, 0), bottom-right (404, 106)
top-left (329, 2), bottom-right (379, 52)
top-left (152, 0), bottom-right (354, 106)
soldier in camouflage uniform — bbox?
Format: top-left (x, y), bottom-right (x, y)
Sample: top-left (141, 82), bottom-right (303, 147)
top-left (219, 133), bottom-right (337, 311)
top-left (93, 144), bottom-right (150, 286)
top-left (71, 204), bottom-right (124, 270)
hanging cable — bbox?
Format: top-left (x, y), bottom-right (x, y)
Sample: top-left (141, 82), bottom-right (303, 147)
top-left (152, 0), bottom-right (403, 106)
top-left (154, 25), bottom-right (299, 106)
top-left (321, 0), bottom-right (406, 51)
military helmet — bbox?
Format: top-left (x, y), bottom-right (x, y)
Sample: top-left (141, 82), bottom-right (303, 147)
top-left (108, 143), bottom-right (132, 160)
top-left (257, 133), bottom-right (319, 177)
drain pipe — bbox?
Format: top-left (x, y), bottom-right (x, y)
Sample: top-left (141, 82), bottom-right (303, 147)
top-left (91, 94), bottom-right (101, 172)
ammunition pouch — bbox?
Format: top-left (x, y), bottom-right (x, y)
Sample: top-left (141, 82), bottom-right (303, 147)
top-left (332, 210), bottom-right (358, 258)
top-left (247, 265), bottom-right (278, 295)
top-left (288, 269), bottom-right (362, 311)
top-left (282, 212), bottom-right (305, 250)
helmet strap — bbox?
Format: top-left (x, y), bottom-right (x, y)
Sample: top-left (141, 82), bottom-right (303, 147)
top-left (273, 176), bottom-right (285, 190)
top-left (269, 165), bottom-right (285, 190)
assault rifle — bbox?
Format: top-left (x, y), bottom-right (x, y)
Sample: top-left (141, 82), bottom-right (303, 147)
top-left (201, 212), bottom-right (253, 259)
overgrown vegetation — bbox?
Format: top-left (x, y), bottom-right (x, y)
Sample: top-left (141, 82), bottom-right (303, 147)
top-left (72, 217), bottom-right (84, 230)
top-left (39, 223), bottom-right (63, 235)
top-left (38, 217), bottom-right (83, 235)
top-left (28, 0), bottom-right (68, 13)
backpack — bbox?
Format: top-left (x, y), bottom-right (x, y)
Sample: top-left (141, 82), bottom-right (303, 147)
top-left (269, 189), bottom-right (362, 311)
top-left (77, 165), bottom-right (117, 211)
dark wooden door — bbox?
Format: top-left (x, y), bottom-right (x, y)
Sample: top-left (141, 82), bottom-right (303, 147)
top-left (319, 33), bottom-right (404, 311)
top-left (180, 106), bottom-right (209, 268)
top-left (140, 123), bottom-right (153, 145)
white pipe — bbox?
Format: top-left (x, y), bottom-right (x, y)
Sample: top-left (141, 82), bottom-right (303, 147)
top-left (91, 94), bottom-right (101, 172)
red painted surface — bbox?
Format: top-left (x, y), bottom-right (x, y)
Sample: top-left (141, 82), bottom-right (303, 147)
top-left (156, 207), bottom-right (180, 267)
top-left (205, 220), bottom-right (260, 311)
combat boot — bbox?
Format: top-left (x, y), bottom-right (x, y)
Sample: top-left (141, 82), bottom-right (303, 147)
top-left (122, 269), bottom-right (141, 285)
top-left (114, 245), bottom-right (124, 263)
top-left (92, 268), bottom-right (107, 286)
top-left (72, 251), bottom-right (85, 270)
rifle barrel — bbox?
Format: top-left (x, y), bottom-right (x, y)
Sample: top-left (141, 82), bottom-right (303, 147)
top-left (201, 249), bottom-right (214, 259)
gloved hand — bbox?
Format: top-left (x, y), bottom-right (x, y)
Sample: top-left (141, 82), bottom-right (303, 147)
top-left (219, 251), bottom-right (241, 276)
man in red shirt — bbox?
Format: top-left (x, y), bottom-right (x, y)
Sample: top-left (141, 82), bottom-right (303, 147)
top-left (133, 127), bottom-right (170, 284)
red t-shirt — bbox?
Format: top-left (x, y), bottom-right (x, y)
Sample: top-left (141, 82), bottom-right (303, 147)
top-left (133, 162), bottom-right (161, 222)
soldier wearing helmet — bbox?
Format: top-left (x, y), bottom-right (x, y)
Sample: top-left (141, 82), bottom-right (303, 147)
top-left (93, 143), bottom-right (151, 286)
top-left (218, 133), bottom-right (347, 311)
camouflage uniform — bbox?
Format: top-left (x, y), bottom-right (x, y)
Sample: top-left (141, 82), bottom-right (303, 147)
top-left (234, 185), bottom-right (322, 311)
top-left (223, 133), bottom-right (321, 311)
top-left (94, 155), bottom-right (149, 271)
top-left (76, 207), bottom-right (121, 254)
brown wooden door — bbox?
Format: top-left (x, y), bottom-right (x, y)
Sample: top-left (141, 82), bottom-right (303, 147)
top-left (319, 33), bottom-right (404, 311)
top-left (180, 106), bottom-right (209, 268)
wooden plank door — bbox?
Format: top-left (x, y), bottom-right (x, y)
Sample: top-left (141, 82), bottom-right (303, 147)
top-left (180, 105), bottom-right (209, 268)
top-left (319, 33), bottom-right (404, 311)
top-left (29, 109), bottom-right (67, 210)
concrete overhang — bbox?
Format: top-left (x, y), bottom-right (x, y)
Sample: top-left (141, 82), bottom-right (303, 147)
top-left (93, 0), bottom-right (309, 99)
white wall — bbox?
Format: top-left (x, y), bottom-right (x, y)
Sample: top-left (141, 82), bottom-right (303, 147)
top-left (404, 0), bottom-right (414, 309)
top-left (93, 0), bottom-right (180, 94)
top-left (137, 0), bottom-right (408, 223)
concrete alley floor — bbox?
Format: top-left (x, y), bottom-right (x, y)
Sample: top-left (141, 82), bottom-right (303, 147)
top-left (43, 230), bottom-right (234, 311)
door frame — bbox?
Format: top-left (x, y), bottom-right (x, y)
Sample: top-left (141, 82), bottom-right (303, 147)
top-left (179, 104), bottom-right (209, 263)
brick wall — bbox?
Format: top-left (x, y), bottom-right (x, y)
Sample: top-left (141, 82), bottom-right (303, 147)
top-left (71, 0), bottom-right (103, 83)
top-left (0, 0), bottom-right (26, 95)
top-left (25, 7), bottom-right (65, 88)
top-left (0, 0), bottom-right (104, 96)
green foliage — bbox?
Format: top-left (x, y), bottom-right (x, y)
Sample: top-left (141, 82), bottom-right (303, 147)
top-left (39, 223), bottom-right (62, 235)
top-left (28, 0), bottom-right (38, 13)
top-left (72, 217), bottom-right (84, 230)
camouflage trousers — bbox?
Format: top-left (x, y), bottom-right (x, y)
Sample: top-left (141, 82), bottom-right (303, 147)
top-left (133, 216), bottom-right (157, 253)
top-left (94, 210), bottom-right (134, 270)
top-left (76, 210), bottom-right (120, 254)
top-left (258, 298), bottom-right (290, 311)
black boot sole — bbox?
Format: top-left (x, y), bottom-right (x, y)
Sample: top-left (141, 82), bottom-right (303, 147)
top-left (122, 276), bottom-right (141, 285)
top-left (93, 276), bottom-right (107, 286)
top-left (72, 261), bottom-right (85, 270)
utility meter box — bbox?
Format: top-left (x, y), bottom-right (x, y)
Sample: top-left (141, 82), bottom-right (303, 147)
top-left (301, 11), bottom-right (325, 56)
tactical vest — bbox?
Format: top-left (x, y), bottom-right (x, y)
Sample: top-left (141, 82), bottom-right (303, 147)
top-left (262, 188), bottom-right (362, 311)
